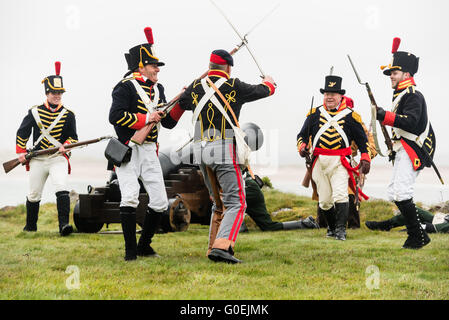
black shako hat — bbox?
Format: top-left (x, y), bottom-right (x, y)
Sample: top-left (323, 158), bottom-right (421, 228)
top-left (381, 37), bottom-right (419, 76)
top-left (320, 75), bottom-right (345, 95)
top-left (210, 49), bottom-right (234, 66)
top-left (41, 61), bottom-right (65, 94)
top-left (127, 27), bottom-right (165, 72)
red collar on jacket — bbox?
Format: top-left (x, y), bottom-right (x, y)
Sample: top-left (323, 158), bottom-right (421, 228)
top-left (395, 77), bottom-right (416, 93)
top-left (323, 97), bottom-right (348, 114)
top-left (207, 69), bottom-right (230, 79)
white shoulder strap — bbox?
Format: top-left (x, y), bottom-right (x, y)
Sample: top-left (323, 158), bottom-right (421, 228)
top-left (31, 106), bottom-right (67, 148)
top-left (130, 79), bottom-right (160, 132)
top-left (391, 86), bottom-right (430, 147)
top-left (312, 107), bottom-right (351, 151)
top-left (200, 79), bottom-right (238, 131)
top-left (191, 77), bottom-right (227, 125)
top-left (130, 79), bottom-right (159, 112)
top-left (391, 89), bottom-right (408, 113)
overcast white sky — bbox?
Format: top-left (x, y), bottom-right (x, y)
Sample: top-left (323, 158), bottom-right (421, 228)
top-left (1, 0), bottom-right (448, 171)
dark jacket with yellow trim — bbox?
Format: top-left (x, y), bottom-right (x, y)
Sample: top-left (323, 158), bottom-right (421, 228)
top-left (109, 75), bottom-right (180, 144)
top-left (296, 104), bottom-right (370, 158)
top-left (178, 70), bottom-right (275, 141)
top-left (16, 104), bottom-right (78, 153)
top-left (381, 85), bottom-right (435, 171)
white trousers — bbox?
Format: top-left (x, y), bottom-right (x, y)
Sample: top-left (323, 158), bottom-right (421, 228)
top-left (312, 155), bottom-right (349, 210)
top-left (115, 143), bottom-right (168, 212)
top-left (387, 147), bottom-right (420, 202)
top-left (28, 155), bottom-right (68, 202)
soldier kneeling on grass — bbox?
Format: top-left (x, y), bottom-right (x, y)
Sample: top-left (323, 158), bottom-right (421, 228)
top-left (239, 171), bottom-right (319, 233)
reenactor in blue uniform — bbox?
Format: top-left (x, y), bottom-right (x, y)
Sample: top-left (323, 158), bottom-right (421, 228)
top-left (16, 62), bottom-right (78, 236)
top-left (297, 75), bottom-right (371, 241)
top-left (178, 49), bottom-right (276, 263)
top-left (109, 27), bottom-right (185, 261)
top-left (375, 38), bottom-right (436, 249)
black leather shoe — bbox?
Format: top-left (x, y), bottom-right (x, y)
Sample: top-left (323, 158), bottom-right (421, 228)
top-left (137, 245), bottom-right (160, 257)
top-left (365, 220), bottom-right (393, 231)
top-left (301, 216), bottom-right (319, 229)
top-left (326, 228), bottom-right (336, 238)
top-left (208, 248), bottom-right (242, 264)
top-left (60, 224), bottom-right (74, 236)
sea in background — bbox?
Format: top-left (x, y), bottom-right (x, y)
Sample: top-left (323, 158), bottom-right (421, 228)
top-left (1, 157), bottom-right (448, 209)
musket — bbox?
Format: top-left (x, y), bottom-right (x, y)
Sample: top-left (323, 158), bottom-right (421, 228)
top-left (210, 0), bottom-right (278, 81)
top-left (130, 5), bottom-right (278, 145)
top-left (3, 136), bottom-right (112, 174)
top-left (301, 96), bottom-right (314, 188)
top-left (355, 173), bottom-right (365, 211)
top-left (347, 54), bottom-right (395, 162)
top-left (130, 98), bottom-right (181, 145)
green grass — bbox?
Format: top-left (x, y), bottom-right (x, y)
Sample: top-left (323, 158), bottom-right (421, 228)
top-left (1, 192), bottom-right (448, 300)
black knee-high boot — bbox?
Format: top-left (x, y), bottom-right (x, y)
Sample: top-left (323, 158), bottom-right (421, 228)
top-left (56, 191), bottom-right (73, 236)
top-left (120, 207), bottom-right (137, 261)
top-left (137, 208), bottom-right (162, 257)
top-left (319, 206), bottom-right (336, 237)
top-left (24, 199), bottom-right (40, 232)
top-left (335, 202), bottom-right (349, 241)
top-left (395, 199), bottom-right (430, 249)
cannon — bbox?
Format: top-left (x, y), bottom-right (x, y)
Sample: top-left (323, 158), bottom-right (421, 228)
top-left (73, 122), bottom-right (264, 233)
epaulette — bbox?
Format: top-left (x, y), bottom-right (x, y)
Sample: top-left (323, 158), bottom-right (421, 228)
top-left (224, 78), bottom-right (236, 88)
top-left (352, 110), bottom-right (363, 124)
top-left (406, 86), bottom-right (416, 94)
top-left (62, 106), bottom-right (74, 114)
top-left (307, 107), bottom-right (317, 117)
top-left (121, 76), bottom-right (135, 84)
top-left (193, 79), bottom-right (202, 89)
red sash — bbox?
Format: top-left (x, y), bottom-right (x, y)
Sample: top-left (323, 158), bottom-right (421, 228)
top-left (313, 147), bottom-right (369, 201)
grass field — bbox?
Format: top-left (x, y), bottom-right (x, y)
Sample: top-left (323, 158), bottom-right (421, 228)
top-left (1, 189), bottom-right (448, 300)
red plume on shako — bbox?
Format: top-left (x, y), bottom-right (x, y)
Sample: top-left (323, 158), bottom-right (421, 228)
top-left (381, 37), bottom-right (419, 76)
top-left (144, 27), bottom-right (154, 45)
top-left (41, 61), bottom-right (65, 94)
top-left (125, 27), bottom-right (165, 76)
top-left (392, 37), bottom-right (401, 53)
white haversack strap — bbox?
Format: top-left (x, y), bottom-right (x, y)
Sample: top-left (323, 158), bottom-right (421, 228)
top-left (130, 79), bottom-right (159, 113)
top-left (312, 107), bottom-right (351, 151)
top-left (131, 79), bottom-right (160, 132)
top-left (394, 120), bottom-right (430, 148)
top-left (192, 77), bottom-right (227, 125)
top-left (31, 106), bottom-right (67, 148)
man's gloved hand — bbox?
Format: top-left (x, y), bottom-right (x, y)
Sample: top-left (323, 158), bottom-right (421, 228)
top-left (359, 159), bottom-right (371, 174)
top-left (376, 107), bottom-right (386, 122)
top-left (298, 143), bottom-right (309, 158)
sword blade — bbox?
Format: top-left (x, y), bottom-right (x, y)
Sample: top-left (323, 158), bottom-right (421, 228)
top-left (243, 3), bottom-right (280, 39)
top-left (210, 0), bottom-right (245, 40)
top-left (347, 54), bottom-right (365, 85)
top-left (210, 0), bottom-right (267, 77)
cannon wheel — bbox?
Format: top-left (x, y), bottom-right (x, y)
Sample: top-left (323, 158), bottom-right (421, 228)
top-left (73, 200), bottom-right (104, 233)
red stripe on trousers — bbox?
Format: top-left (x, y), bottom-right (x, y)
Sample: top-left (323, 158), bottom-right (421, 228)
top-left (228, 144), bottom-right (246, 242)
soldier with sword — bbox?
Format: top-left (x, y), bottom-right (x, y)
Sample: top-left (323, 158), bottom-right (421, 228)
top-left (175, 1), bottom-right (277, 264)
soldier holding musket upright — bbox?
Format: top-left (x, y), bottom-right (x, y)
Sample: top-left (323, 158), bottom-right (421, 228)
top-left (375, 38), bottom-right (436, 249)
top-left (16, 61), bottom-right (78, 236)
top-left (297, 74), bottom-right (371, 241)
top-left (108, 27), bottom-right (185, 261)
